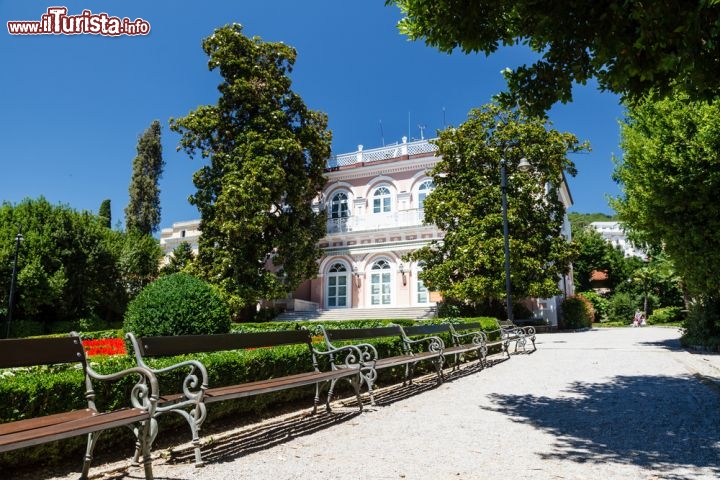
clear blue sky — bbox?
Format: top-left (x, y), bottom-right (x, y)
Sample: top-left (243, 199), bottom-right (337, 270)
top-left (1, 1), bottom-right (624, 233)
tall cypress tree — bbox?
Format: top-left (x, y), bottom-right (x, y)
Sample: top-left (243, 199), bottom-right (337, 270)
top-left (125, 120), bottom-right (164, 235)
top-left (98, 199), bottom-right (111, 228)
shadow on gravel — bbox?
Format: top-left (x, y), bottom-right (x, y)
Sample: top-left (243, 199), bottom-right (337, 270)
top-left (487, 374), bottom-right (720, 479)
top-left (167, 409), bottom-right (362, 465)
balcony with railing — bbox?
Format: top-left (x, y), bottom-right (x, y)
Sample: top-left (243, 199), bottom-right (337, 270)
top-left (326, 208), bottom-right (431, 234)
top-left (326, 137), bottom-right (438, 170)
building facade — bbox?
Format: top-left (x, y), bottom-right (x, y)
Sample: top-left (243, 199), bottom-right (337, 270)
top-left (160, 137), bottom-right (574, 325)
top-left (590, 221), bottom-right (647, 259)
top-left (302, 138), bottom-right (443, 311)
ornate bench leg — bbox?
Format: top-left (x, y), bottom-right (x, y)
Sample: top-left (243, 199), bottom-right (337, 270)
top-left (360, 366), bottom-right (377, 406)
top-left (325, 378), bottom-right (337, 413)
top-left (139, 419), bottom-right (156, 480)
top-left (435, 355), bottom-right (445, 384)
top-left (80, 431), bottom-right (101, 480)
top-left (349, 373), bottom-right (363, 412)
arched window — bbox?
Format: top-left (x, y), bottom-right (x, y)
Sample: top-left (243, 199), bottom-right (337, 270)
top-left (373, 186), bottom-right (392, 213)
top-left (327, 262), bottom-right (349, 308)
top-left (329, 192), bottom-right (349, 219)
top-left (370, 259), bottom-right (392, 305)
top-left (417, 180), bottom-right (435, 209)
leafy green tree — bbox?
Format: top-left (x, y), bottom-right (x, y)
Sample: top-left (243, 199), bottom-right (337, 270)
top-left (125, 120), bottom-right (164, 235)
top-left (116, 230), bottom-right (162, 297)
top-left (612, 91), bottom-right (720, 299)
top-left (98, 199), bottom-right (111, 229)
top-left (387, 0), bottom-right (720, 116)
top-left (612, 90), bottom-right (719, 341)
top-left (159, 241), bottom-right (195, 276)
top-left (409, 103), bottom-right (584, 306)
top-left (170, 25), bottom-right (330, 313)
top-left (571, 227), bottom-right (613, 291)
top-left (0, 198), bottom-right (123, 326)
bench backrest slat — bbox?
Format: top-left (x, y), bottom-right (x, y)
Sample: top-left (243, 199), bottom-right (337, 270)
top-left (0, 336), bottom-right (85, 368)
top-left (137, 330), bottom-right (311, 357)
top-left (451, 322), bottom-right (482, 332)
top-left (322, 326), bottom-right (401, 342)
top-left (402, 324), bottom-right (449, 337)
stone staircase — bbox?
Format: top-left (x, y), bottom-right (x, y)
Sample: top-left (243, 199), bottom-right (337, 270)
top-left (276, 306), bottom-right (437, 323)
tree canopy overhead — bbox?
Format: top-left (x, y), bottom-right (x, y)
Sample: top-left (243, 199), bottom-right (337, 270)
top-left (409, 103), bottom-right (585, 305)
top-left (388, 0), bottom-right (720, 116)
top-left (170, 24), bottom-right (331, 313)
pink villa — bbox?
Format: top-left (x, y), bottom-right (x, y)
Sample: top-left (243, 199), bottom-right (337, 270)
top-left (160, 137), bottom-right (573, 326)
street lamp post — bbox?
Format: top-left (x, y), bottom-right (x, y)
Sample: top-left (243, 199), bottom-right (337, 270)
top-left (500, 157), bottom-right (532, 323)
top-left (5, 229), bottom-right (23, 339)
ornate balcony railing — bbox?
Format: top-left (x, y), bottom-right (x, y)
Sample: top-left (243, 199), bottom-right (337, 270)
top-left (327, 137), bottom-right (438, 169)
top-left (326, 208), bottom-right (430, 234)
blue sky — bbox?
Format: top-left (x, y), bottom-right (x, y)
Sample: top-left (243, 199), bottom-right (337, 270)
top-left (1, 1), bottom-right (624, 233)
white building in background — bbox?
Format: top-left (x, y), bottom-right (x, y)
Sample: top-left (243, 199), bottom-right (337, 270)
top-left (590, 221), bottom-right (647, 259)
top-left (160, 137), bottom-right (575, 326)
top-left (159, 220), bottom-right (200, 262)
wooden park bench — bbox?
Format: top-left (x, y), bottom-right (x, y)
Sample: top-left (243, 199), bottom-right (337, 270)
top-left (498, 320), bottom-right (537, 353)
top-left (447, 322), bottom-right (510, 368)
top-left (318, 324), bottom-right (446, 405)
top-left (126, 328), bottom-right (364, 467)
top-left (0, 333), bottom-right (158, 480)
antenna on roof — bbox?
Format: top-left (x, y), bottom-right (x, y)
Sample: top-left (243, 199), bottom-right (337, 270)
top-left (379, 120), bottom-right (385, 146)
top-left (408, 111), bottom-right (411, 141)
top-left (418, 124), bottom-right (426, 140)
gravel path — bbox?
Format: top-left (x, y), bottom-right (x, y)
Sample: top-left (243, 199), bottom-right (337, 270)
top-left (28, 327), bottom-right (720, 480)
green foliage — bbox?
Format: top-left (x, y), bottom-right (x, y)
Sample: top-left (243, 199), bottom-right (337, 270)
top-left (125, 120), bottom-right (164, 235)
top-left (567, 212), bottom-right (615, 234)
top-left (607, 291), bottom-right (637, 324)
top-left (681, 299), bottom-right (720, 351)
top-left (388, 0), bottom-right (720, 116)
top-left (98, 199), bottom-right (111, 229)
top-left (116, 229), bottom-right (162, 298)
top-left (571, 227), bottom-right (624, 291)
top-left (0, 198), bottom-right (121, 327)
top-left (159, 241), bottom-right (195, 276)
top-left (170, 24), bottom-right (331, 314)
top-left (578, 291), bottom-right (609, 322)
top-left (613, 91), bottom-right (720, 299)
top-left (647, 306), bottom-right (684, 325)
top-left (559, 294), bottom-right (594, 330)
top-left (123, 273), bottom-right (231, 337)
top-left (409, 103), bottom-right (583, 303)
top-left (560, 295), bottom-right (593, 329)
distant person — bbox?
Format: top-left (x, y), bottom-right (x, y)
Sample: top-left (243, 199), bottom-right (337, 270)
top-left (633, 310), bottom-right (642, 327)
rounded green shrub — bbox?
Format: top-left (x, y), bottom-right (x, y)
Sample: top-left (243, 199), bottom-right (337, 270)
top-left (123, 273), bottom-right (231, 337)
top-left (559, 294), bottom-right (594, 330)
